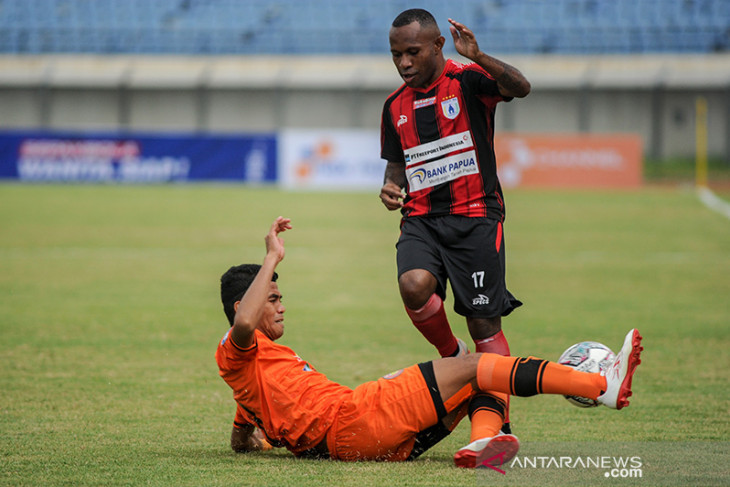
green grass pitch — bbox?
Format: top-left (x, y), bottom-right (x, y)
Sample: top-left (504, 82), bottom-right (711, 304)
top-left (1, 184), bottom-right (728, 486)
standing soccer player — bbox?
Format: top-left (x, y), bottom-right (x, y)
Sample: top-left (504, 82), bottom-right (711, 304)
top-left (379, 8), bottom-right (530, 459)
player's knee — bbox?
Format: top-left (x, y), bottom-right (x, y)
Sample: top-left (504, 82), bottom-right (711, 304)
top-left (399, 271), bottom-right (437, 309)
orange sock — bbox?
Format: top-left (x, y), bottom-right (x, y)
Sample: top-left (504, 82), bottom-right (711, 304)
top-left (469, 393), bottom-right (508, 441)
top-left (476, 354), bottom-right (607, 399)
top-left (540, 361), bottom-right (607, 398)
top-left (474, 330), bottom-right (512, 427)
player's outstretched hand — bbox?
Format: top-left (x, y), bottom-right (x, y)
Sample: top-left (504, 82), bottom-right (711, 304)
top-left (448, 18), bottom-right (481, 61)
top-left (380, 182), bottom-right (405, 210)
top-left (265, 216), bottom-right (292, 263)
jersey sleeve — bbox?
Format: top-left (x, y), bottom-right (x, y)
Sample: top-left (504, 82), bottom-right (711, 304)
top-left (463, 64), bottom-right (513, 105)
top-left (233, 404), bottom-right (253, 428)
top-left (216, 329), bottom-right (257, 372)
top-left (380, 100), bottom-right (405, 163)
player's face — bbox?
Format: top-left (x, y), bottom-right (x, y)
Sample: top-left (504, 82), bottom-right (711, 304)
top-left (389, 21), bottom-right (445, 89)
top-left (258, 282), bottom-right (286, 341)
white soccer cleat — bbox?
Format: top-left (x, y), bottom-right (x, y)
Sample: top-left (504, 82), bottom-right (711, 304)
top-left (453, 432), bottom-right (519, 469)
top-left (454, 338), bottom-right (469, 357)
top-left (598, 328), bottom-right (643, 409)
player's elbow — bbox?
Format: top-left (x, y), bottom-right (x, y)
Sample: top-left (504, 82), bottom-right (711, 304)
top-left (522, 80), bottom-right (531, 97)
top-left (231, 426), bottom-right (252, 453)
top-left (231, 441), bottom-right (258, 453)
top-left (231, 437), bottom-right (247, 453)
top-left (515, 79), bottom-right (531, 98)
top-left (233, 315), bottom-right (254, 332)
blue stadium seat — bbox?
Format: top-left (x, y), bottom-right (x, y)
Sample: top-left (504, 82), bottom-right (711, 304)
top-left (0, 0), bottom-right (726, 55)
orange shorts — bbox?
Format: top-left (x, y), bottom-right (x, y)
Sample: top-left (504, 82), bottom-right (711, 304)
top-left (326, 363), bottom-right (474, 462)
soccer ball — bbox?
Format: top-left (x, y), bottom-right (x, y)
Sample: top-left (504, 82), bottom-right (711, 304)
top-left (558, 341), bottom-right (615, 408)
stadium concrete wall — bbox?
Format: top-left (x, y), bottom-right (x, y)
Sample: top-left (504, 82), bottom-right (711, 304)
top-left (0, 54), bottom-right (728, 161)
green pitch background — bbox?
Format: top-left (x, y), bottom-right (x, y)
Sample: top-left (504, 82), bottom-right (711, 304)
top-left (1, 184), bottom-right (728, 486)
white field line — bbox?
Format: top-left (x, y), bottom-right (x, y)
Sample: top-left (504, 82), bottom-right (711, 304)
top-left (697, 186), bottom-right (730, 221)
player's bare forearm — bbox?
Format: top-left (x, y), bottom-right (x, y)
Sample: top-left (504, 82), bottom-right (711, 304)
top-left (474, 52), bottom-right (530, 98)
top-left (231, 424), bottom-right (272, 453)
top-left (383, 160), bottom-right (406, 188)
top-left (380, 161), bottom-right (406, 210)
top-left (448, 18), bottom-right (530, 98)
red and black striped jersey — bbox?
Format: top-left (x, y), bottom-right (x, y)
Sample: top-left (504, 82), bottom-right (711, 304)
top-left (381, 59), bottom-right (510, 220)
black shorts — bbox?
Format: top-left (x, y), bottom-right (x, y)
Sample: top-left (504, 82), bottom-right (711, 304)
top-left (396, 215), bottom-right (522, 318)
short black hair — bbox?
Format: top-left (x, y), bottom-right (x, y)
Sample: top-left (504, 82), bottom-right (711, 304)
top-left (220, 264), bottom-right (278, 326)
top-left (392, 8), bottom-right (438, 29)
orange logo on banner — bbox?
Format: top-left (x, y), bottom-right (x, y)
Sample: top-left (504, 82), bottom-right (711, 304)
top-left (494, 134), bottom-right (642, 188)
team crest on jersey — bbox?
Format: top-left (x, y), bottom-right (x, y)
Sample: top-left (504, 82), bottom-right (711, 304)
top-left (293, 353), bottom-right (314, 372)
top-left (441, 95), bottom-right (460, 119)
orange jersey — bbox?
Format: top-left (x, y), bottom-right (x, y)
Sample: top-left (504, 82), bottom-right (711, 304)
top-left (216, 329), bottom-right (352, 455)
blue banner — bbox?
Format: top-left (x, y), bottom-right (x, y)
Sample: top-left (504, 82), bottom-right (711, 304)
top-left (0, 130), bottom-right (277, 183)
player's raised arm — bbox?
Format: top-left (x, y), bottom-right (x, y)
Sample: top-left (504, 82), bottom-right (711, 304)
top-left (230, 217), bottom-right (292, 348)
top-left (448, 18), bottom-right (530, 98)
